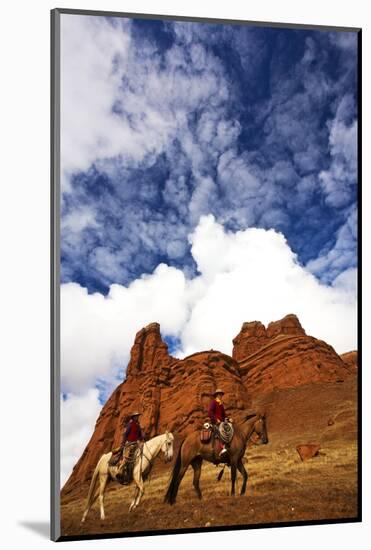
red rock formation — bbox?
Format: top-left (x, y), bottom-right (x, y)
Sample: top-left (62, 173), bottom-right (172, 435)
top-left (62, 314), bottom-right (356, 494)
top-left (233, 314), bottom-right (305, 361)
top-left (234, 314), bottom-right (350, 395)
top-left (239, 335), bottom-right (352, 395)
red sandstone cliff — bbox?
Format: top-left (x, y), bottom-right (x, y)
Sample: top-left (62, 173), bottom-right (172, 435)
top-left (62, 314), bottom-right (356, 494)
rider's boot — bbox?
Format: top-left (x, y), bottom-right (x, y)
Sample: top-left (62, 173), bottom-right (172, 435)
top-left (219, 444), bottom-right (227, 457)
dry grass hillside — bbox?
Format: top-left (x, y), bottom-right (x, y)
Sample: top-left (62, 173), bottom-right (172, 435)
top-left (60, 377), bottom-right (358, 538)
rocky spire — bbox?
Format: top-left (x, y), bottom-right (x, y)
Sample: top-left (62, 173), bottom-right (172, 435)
top-left (126, 322), bottom-right (171, 377)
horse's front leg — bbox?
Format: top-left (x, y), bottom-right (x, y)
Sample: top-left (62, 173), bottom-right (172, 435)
top-left (129, 485), bottom-right (139, 513)
top-left (191, 456), bottom-right (203, 499)
top-left (129, 463), bottom-right (146, 512)
top-left (134, 476), bottom-right (145, 508)
top-left (230, 463), bottom-right (237, 496)
top-left (237, 459), bottom-right (248, 495)
top-left (133, 466), bottom-right (145, 509)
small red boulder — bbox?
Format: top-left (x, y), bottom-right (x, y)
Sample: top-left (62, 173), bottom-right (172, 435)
top-left (296, 443), bottom-right (321, 461)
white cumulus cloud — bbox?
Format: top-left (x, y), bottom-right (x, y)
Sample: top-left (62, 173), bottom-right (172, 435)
top-left (180, 216), bottom-right (356, 356)
top-left (61, 14), bottom-right (232, 186)
top-left (61, 264), bottom-right (188, 393)
top-left (61, 389), bottom-right (102, 486)
top-left (61, 215), bottom-right (357, 396)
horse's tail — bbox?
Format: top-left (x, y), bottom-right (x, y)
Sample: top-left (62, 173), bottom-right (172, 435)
top-left (81, 455), bottom-right (103, 522)
top-left (164, 439), bottom-right (184, 505)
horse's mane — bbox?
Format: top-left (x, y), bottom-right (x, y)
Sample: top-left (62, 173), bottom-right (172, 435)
top-left (144, 431), bottom-right (173, 448)
top-left (148, 431), bottom-right (171, 441)
top-left (232, 412), bottom-right (260, 440)
top-left (244, 411), bottom-right (260, 422)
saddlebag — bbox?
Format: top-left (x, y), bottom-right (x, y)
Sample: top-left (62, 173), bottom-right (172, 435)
top-left (200, 428), bottom-right (212, 443)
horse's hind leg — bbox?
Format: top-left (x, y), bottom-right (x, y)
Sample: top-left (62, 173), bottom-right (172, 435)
top-left (191, 456), bottom-right (203, 500)
top-left (237, 459), bottom-right (248, 495)
top-left (98, 473), bottom-right (109, 520)
top-left (81, 462), bottom-right (101, 523)
top-left (81, 489), bottom-right (99, 523)
top-left (165, 439), bottom-right (194, 505)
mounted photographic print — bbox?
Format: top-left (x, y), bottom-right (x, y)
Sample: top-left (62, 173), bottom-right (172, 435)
top-left (51, 8), bottom-right (361, 542)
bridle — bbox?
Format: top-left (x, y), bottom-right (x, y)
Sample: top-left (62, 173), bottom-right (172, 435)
top-left (253, 416), bottom-right (267, 443)
top-left (246, 415), bottom-right (266, 445)
top-left (162, 433), bottom-right (173, 462)
top-left (140, 433), bottom-right (172, 463)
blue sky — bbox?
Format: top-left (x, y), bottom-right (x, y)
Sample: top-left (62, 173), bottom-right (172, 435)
top-left (61, 16), bottom-right (358, 295)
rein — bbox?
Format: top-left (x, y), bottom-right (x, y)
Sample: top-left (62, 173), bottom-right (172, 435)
top-left (141, 441), bottom-right (154, 463)
top-left (139, 435), bottom-right (172, 484)
top-left (140, 435), bottom-right (172, 467)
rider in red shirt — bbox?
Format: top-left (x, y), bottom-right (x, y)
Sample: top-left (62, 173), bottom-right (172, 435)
top-left (208, 389), bottom-right (227, 457)
top-left (122, 412), bottom-right (145, 446)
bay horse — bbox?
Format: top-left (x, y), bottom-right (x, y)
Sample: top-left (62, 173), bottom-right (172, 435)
top-left (164, 413), bottom-right (267, 504)
top-left (81, 431), bottom-right (174, 522)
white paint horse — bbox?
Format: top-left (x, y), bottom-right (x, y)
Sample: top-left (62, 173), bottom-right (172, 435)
top-left (81, 431), bottom-right (174, 522)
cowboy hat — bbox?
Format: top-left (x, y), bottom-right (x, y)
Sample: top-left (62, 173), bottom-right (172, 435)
top-left (214, 388), bottom-right (224, 396)
top-left (131, 412), bottom-right (141, 417)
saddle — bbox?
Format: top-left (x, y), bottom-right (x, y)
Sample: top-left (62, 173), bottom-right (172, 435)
top-left (109, 442), bottom-right (138, 485)
top-left (200, 422), bottom-right (229, 464)
top-left (200, 420), bottom-right (233, 445)
top-left (108, 447), bottom-right (123, 467)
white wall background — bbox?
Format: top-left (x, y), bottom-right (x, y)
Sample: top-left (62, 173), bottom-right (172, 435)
top-left (0, 0), bottom-right (369, 548)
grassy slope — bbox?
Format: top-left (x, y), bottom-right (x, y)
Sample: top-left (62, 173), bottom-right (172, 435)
top-left (61, 377), bottom-right (358, 536)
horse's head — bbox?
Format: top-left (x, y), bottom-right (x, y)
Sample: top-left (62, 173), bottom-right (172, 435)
top-left (253, 413), bottom-right (268, 445)
top-left (161, 431), bottom-right (174, 463)
top-left (245, 411), bottom-right (268, 445)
